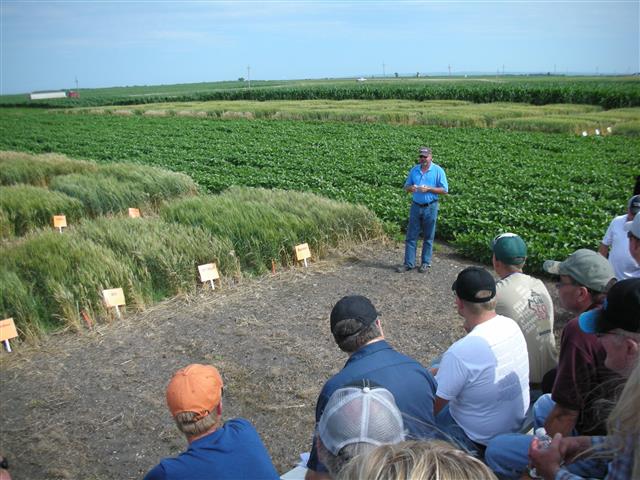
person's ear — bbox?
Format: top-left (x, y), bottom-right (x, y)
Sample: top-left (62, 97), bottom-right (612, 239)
top-left (375, 318), bottom-right (384, 337)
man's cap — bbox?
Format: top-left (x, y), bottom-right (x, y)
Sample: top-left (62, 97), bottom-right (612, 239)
top-left (451, 266), bottom-right (496, 303)
top-left (317, 386), bottom-right (405, 455)
top-left (625, 214), bottom-right (640, 238)
top-left (330, 295), bottom-right (378, 341)
top-left (542, 249), bottom-right (615, 293)
top-left (419, 147), bottom-right (432, 157)
top-left (579, 278), bottom-right (640, 334)
top-left (166, 364), bottom-right (223, 420)
top-left (628, 194), bottom-right (640, 215)
top-left (491, 233), bottom-right (527, 265)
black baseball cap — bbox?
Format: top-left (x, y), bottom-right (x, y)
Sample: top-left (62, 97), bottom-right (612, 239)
top-left (330, 295), bottom-right (378, 340)
top-left (452, 267), bottom-right (496, 303)
top-left (579, 278), bottom-right (640, 334)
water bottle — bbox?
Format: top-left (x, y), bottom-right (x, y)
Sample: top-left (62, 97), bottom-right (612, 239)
top-left (529, 428), bottom-right (552, 478)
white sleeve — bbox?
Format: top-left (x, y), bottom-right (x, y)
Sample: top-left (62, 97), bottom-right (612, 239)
top-left (601, 220), bottom-right (615, 246)
top-left (435, 350), bottom-right (468, 400)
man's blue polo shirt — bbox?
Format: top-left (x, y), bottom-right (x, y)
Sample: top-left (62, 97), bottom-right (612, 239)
top-left (404, 163), bottom-right (448, 204)
top-left (144, 418), bottom-right (279, 480)
top-left (307, 340), bottom-right (437, 471)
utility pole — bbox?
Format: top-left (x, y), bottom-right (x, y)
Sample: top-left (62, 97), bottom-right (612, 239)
top-left (382, 61), bottom-right (386, 78)
top-left (448, 64), bottom-right (451, 77)
top-left (75, 76), bottom-right (78, 91)
top-left (247, 65), bottom-right (251, 89)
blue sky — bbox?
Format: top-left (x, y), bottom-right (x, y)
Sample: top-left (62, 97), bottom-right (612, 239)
top-left (1, 1), bottom-right (638, 94)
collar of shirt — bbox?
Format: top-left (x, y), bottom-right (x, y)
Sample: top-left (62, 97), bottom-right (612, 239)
top-left (344, 339), bottom-right (390, 366)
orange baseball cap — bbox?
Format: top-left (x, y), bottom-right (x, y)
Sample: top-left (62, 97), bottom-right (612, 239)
top-left (166, 364), bottom-right (224, 420)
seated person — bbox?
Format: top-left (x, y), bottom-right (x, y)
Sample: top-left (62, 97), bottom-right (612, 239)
top-left (144, 363), bottom-right (279, 480)
top-left (316, 384), bottom-right (405, 478)
top-left (306, 295), bottom-right (437, 479)
top-left (338, 439), bottom-right (497, 480)
top-left (529, 278), bottom-right (640, 480)
top-left (434, 267), bottom-right (530, 456)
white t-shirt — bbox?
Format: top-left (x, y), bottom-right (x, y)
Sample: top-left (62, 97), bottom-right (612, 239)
top-left (436, 314), bottom-right (530, 445)
top-left (602, 214), bottom-right (640, 280)
top-left (496, 273), bottom-right (558, 384)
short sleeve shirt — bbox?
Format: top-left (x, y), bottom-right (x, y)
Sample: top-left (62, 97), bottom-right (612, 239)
top-left (601, 215), bottom-right (640, 280)
top-left (144, 418), bottom-right (279, 480)
top-left (495, 273), bottom-right (558, 384)
top-left (551, 316), bottom-right (620, 435)
top-left (404, 163), bottom-right (448, 204)
top-left (307, 340), bottom-right (437, 471)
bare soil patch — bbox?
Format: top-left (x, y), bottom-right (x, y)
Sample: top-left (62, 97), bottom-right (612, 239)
top-left (0, 240), bottom-right (567, 480)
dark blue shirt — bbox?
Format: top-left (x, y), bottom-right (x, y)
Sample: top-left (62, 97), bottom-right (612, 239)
top-left (144, 418), bottom-right (279, 480)
top-left (307, 340), bottom-right (438, 471)
top-left (404, 162), bottom-right (448, 204)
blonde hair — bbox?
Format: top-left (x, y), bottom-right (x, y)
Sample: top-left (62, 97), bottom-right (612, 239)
top-left (606, 358), bottom-right (640, 478)
top-left (173, 410), bottom-right (220, 437)
top-left (461, 298), bottom-right (497, 315)
top-left (337, 440), bottom-right (497, 480)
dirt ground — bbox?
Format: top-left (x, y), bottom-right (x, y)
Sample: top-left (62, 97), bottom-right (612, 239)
top-left (0, 240), bottom-right (568, 480)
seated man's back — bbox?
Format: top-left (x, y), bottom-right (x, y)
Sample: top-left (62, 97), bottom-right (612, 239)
top-left (146, 418), bottom-right (278, 480)
top-left (306, 296), bottom-right (437, 475)
top-left (437, 314), bottom-right (530, 444)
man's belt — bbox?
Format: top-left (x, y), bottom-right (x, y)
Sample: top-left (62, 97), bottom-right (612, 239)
top-left (413, 200), bottom-right (438, 207)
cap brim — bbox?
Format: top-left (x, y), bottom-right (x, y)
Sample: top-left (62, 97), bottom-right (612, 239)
top-left (624, 221), bottom-right (633, 232)
top-left (543, 260), bottom-right (561, 275)
top-left (578, 309), bottom-right (600, 334)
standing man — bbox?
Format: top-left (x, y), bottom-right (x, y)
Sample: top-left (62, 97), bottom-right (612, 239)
top-left (397, 146), bottom-right (448, 273)
top-left (305, 295), bottom-right (437, 480)
top-left (598, 194), bottom-right (640, 279)
top-left (491, 233), bottom-right (558, 400)
top-left (434, 267), bottom-right (530, 456)
top-left (625, 213), bottom-right (640, 266)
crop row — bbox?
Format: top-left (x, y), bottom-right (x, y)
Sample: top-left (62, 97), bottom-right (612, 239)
top-left (72, 100), bottom-right (640, 136)
top-left (0, 152), bottom-right (384, 338)
top-left (0, 108), bottom-right (637, 274)
top-left (3, 77), bottom-right (639, 109)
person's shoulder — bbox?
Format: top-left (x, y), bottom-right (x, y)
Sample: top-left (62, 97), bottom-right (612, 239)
top-left (143, 464), bottom-right (166, 480)
top-left (225, 417), bottom-right (255, 430)
top-left (610, 214), bottom-right (628, 226)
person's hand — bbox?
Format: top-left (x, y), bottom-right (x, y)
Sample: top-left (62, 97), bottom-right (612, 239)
top-left (529, 433), bottom-right (564, 479)
top-left (419, 185), bottom-right (430, 193)
top-left (557, 436), bottom-right (591, 464)
top-left (408, 185), bottom-right (417, 193)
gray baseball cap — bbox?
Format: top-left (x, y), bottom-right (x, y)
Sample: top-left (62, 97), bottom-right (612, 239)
top-left (543, 249), bottom-right (615, 293)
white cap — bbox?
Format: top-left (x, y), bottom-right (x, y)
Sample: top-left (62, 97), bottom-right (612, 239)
top-left (317, 386), bottom-right (405, 455)
top-left (625, 214), bottom-right (640, 238)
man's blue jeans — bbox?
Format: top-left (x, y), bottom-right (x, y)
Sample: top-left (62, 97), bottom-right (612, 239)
top-left (404, 201), bottom-right (439, 268)
top-left (435, 404), bottom-right (484, 458)
top-left (485, 394), bottom-right (609, 479)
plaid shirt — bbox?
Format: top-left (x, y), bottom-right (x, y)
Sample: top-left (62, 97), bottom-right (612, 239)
top-left (555, 435), bottom-right (634, 480)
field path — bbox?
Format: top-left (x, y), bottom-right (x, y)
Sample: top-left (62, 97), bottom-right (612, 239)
top-left (0, 240), bottom-right (564, 480)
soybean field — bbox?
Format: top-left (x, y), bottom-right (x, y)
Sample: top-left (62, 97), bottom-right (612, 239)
top-left (1, 108), bottom-right (637, 272)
